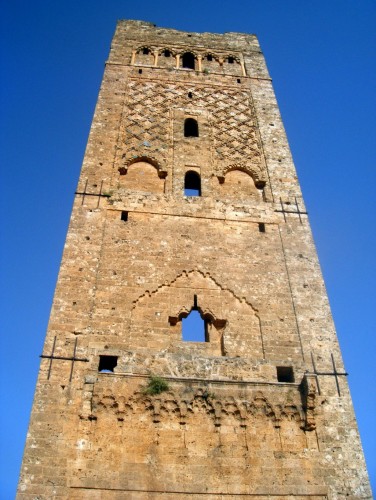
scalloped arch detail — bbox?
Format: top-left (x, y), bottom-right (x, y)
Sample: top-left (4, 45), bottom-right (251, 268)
top-left (219, 163), bottom-right (266, 187)
top-left (225, 54), bottom-right (241, 63)
top-left (119, 156), bottom-right (167, 178)
top-left (158, 47), bottom-right (177, 57)
top-left (132, 268), bottom-right (258, 314)
top-left (179, 50), bottom-right (200, 58)
top-left (136, 46), bottom-right (154, 53)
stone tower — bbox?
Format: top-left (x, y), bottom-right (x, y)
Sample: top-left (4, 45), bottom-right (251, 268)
top-left (18, 20), bottom-right (371, 499)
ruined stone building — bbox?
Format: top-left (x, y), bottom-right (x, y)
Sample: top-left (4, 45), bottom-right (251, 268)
top-left (18, 20), bottom-right (371, 499)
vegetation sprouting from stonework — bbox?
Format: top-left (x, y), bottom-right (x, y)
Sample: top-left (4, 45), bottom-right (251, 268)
top-left (143, 376), bottom-right (169, 395)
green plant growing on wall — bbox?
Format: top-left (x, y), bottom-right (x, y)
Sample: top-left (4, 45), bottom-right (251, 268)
top-left (143, 376), bottom-right (169, 395)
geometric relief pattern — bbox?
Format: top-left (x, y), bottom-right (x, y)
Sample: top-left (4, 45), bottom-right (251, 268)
top-left (121, 79), bottom-right (262, 171)
top-left (91, 386), bottom-right (314, 431)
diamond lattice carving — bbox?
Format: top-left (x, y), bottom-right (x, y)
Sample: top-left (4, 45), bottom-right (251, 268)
top-left (120, 80), bottom-right (262, 171)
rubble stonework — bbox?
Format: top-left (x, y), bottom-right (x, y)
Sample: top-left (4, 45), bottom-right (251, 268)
top-left (18, 20), bottom-right (371, 499)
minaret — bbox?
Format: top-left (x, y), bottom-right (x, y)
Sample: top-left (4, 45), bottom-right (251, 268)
top-left (18, 20), bottom-right (371, 498)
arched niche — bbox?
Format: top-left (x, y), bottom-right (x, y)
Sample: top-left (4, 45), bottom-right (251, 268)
top-left (119, 160), bottom-right (165, 194)
top-left (223, 55), bottom-right (242, 76)
top-left (219, 169), bottom-right (261, 200)
top-left (201, 53), bottom-right (219, 74)
top-left (134, 46), bottom-right (155, 66)
top-left (158, 48), bottom-right (176, 69)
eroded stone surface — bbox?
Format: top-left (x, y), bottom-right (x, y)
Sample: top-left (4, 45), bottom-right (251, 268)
top-left (18, 20), bottom-right (371, 499)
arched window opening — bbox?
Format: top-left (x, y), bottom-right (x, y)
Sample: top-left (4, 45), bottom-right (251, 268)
top-left (184, 118), bottom-right (199, 137)
top-left (184, 171), bottom-right (201, 196)
top-left (182, 310), bottom-right (208, 342)
top-left (182, 52), bottom-right (195, 69)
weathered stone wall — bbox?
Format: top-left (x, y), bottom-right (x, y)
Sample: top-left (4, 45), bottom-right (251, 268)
top-left (18, 20), bottom-right (371, 499)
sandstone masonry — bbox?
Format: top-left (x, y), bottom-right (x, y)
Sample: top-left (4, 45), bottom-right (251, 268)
top-left (18, 20), bottom-right (371, 499)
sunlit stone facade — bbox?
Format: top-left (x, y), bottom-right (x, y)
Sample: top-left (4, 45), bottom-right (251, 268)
top-left (18, 20), bottom-right (371, 499)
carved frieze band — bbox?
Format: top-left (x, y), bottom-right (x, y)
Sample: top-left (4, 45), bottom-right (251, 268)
top-left (85, 380), bottom-right (316, 432)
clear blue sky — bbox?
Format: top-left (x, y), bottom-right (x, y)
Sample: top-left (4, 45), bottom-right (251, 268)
top-left (1, 1), bottom-right (375, 497)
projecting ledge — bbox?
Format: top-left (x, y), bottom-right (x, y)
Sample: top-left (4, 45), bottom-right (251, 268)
top-left (96, 370), bottom-right (302, 388)
top-left (68, 483), bottom-right (328, 497)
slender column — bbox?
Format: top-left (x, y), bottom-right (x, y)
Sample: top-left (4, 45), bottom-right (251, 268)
top-left (240, 57), bottom-right (246, 76)
top-left (131, 50), bottom-right (136, 65)
top-left (154, 50), bottom-right (159, 67)
top-left (176, 54), bottom-right (180, 69)
top-left (197, 55), bottom-right (202, 72)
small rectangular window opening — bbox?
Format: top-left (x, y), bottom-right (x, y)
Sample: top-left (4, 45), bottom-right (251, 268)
top-left (121, 211), bottom-right (128, 222)
top-left (228, 57), bottom-right (234, 64)
top-left (98, 355), bottom-right (118, 373)
top-left (277, 366), bottom-right (294, 383)
top-left (258, 223), bottom-right (265, 233)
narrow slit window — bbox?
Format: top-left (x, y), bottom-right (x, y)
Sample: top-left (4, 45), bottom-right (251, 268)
top-left (184, 118), bottom-right (199, 137)
top-left (184, 171), bottom-right (201, 196)
top-left (277, 366), bottom-right (294, 383)
top-left (207, 54), bottom-right (213, 61)
top-left (142, 48), bottom-right (150, 55)
top-left (182, 52), bottom-right (195, 69)
top-left (121, 211), bottom-right (128, 222)
top-left (182, 310), bottom-right (208, 342)
top-left (228, 56), bottom-right (234, 64)
top-left (163, 50), bottom-right (171, 57)
top-left (258, 223), bottom-right (265, 233)
top-left (98, 355), bottom-right (118, 373)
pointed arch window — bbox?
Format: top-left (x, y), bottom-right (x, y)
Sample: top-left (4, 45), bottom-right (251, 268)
top-left (182, 310), bottom-right (209, 342)
top-left (182, 52), bottom-right (195, 69)
top-left (184, 171), bottom-right (201, 196)
top-left (184, 118), bottom-right (199, 137)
